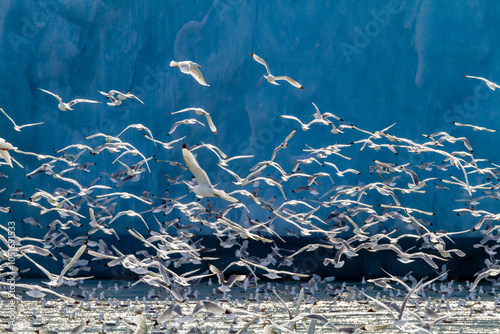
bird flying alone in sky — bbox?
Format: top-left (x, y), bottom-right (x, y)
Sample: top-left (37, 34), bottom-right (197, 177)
top-left (39, 88), bottom-right (101, 111)
top-left (170, 60), bottom-right (209, 86)
top-left (250, 53), bottom-right (304, 89)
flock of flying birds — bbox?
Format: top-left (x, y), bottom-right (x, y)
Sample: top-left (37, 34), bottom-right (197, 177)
top-left (1, 54), bottom-right (500, 333)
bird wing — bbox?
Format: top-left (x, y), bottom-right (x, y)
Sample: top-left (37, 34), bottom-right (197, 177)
top-left (131, 94), bottom-right (145, 104)
top-left (68, 99), bottom-right (101, 107)
top-left (283, 127), bottom-right (298, 144)
top-left (39, 88), bottom-right (62, 102)
top-left (213, 188), bottom-right (239, 203)
top-left (464, 75), bottom-right (485, 81)
top-left (71, 320), bottom-right (88, 334)
top-left (250, 53), bottom-right (272, 75)
top-left (116, 124), bottom-right (134, 138)
top-left (203, 112), bottom-right (217, 134)
top-left (380, 121), bottom-right (399, 133)
top-left (9, 282), bottom-right (76, 303)
top-left (17, 121), bottom-right (45, 129)
top-left (189, 66), bottom-right (209, 86)
top-left (280, 115), bottom-right (305, 127)
top-left (168, 122), bottom-right (182, 135)
top-left (226, 154), bottom-right (254, 162)
top-left (273, 76), bottom-right (304, 89)
top-left (460, 137), bottom-right (473, 152)
top-left (59, 241), bottom-right (87, 278)
top-left (132, 314), bottom-right (148, 334)
top-left (89, 207), bottom-right (98, 227)
top-left (21, 251), bottom-right (56, 282)
top-left (200, 300), bottom-right (228, 315)
top-left (311, 102), bottom-right (322, 119)
top-left (98, 90), bottom-right (111, 97)
top-left (453, 121), bottom-right (496, 132)
top-left (141, 125), bottom-right (156, 141)
top-left (217, 163), bottom-right (244, 183)
top-left (464, 75), bottom-right (500, 89)
top-left (208, 263), bottom-right (221, 274)
top-left (402, 167), bottom-right (419, 185)
top-left (226, 274), bottom-right (247, 287)
top-left (170, 107), bottom-right (194, 115)
top-left (323, 112), bottom-right (343, 121)
top-left (272, 288), bottom-right (294, 319)
top-left (0, 107), bottom-right (17, 126)
top-left (111, 89), bottom-right (127, 96)
top-left (182, 143), bottom-right (212, 187)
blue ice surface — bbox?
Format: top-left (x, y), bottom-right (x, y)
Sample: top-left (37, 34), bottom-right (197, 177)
top-left (0, 0), bottom-right (499, 242)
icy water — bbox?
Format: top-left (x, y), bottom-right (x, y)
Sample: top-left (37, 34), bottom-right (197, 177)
top-left (5, 279), bottom-right (500, 333)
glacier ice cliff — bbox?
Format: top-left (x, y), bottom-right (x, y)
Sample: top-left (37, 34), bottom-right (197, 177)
top-left (0, 0), bottom-right (499, 241)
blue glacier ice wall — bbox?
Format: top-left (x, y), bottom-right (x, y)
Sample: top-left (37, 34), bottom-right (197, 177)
top-left (0, 0), bottom-right (499, 242)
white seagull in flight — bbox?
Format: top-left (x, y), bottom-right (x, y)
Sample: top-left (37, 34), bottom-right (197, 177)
top-left (453, 121), bottom-right (496, 132)
top-left (98, 90), bottom-right (144, 105)
top-left (464, 75), bottom-right (500, 90)
top-left (250, 53), bottom-right (304, 89)
top-left (170, 107), bottom-right (217, 134)
top-left (182, 143), bottom-right (239, 203)
top-left (168, 118), bottom-right (205, 136)
top-left (1, 107), bottom-right (44, 131)
top-left (170, 60), bottom-right (209, 86)
top-left (24, 241), bottom-right (90, 287)
top-left (39, 88), bottom-right (101, 111)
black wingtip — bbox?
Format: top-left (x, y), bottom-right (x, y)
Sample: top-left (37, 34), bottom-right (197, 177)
top-left (182, 143), bottom-right (188, 149)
